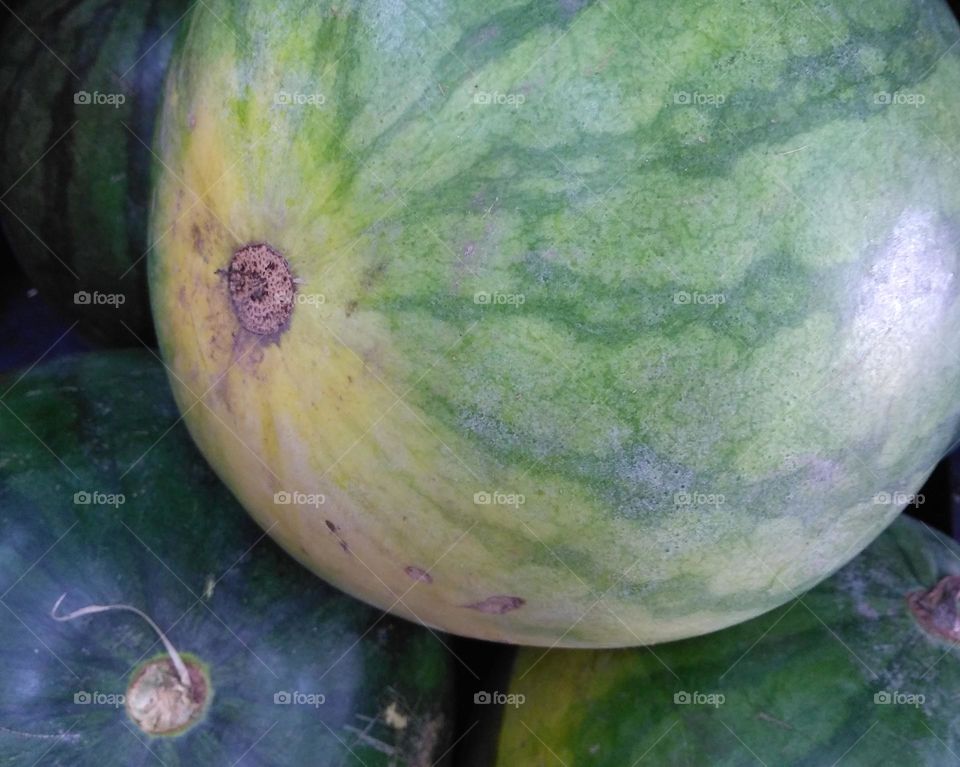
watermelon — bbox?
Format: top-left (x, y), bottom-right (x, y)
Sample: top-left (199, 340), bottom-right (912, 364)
top-left (0, 0), bottom-right (188, 345)
top-left (0, 352), bottom-right (455, 765)
top-left (149, 0), bottom-right (960, 647)
top-left (490, 515), bottom-right (960, 765)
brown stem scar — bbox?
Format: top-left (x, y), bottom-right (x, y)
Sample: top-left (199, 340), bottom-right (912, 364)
top-left (126, 656), bottom-right (210, 736)
top-left (227, 243), bottom-right (295, 335)
top-left (907, 574), bottom-right (960, 641)
top-left (50, 594), bottom-right (212, 736)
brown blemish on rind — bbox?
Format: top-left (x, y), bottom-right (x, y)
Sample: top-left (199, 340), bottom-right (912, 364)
top-left (463, 595), bottom-right (525, 614)
top-left (126, 655), bottom-right (210, 736)
top-left (223, 328), bottom-right (276, 386)
top-left (191, 223), bottom-right (203, 255)
top-left (226, 243), bottom-right (295, 335)
top-left (908, 574), bottom-right (960, 641)
top-left (325, 520), bottom-right (350, 553)
top-left (405, 566), bottom-right (433, 584)
top-left (236, 341), bottom-right (266, 375)
top-left (361, 260), bottom-right (387, 290)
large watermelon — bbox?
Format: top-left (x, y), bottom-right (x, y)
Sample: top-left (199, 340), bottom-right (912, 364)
top-left (149, 0), bottom-right (960, 646)
top-left (0, 352), bottom-right (455, 765)
top-left (489, 515), bottom-right (960, 765)
top-left (0, 0), bottom-right (188, 345)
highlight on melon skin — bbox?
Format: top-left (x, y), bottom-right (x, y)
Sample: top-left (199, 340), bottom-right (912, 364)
top-left (148, 0), bottom-right (960, 647)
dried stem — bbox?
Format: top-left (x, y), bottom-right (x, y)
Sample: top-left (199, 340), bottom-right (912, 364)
top-left (51, 593), bottom-right (192, 689)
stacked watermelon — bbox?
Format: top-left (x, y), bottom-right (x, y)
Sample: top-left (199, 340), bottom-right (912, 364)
top-left (0, 0), bottom-right (183, 344)
top-left (3, 0), bottom-right (960, 764)
top-left (0, 352), bottom-right (456, 764)
top-left (147, 0), bottom-right (960, 648)
top-left (485, 516), bottom-right (960, 765)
